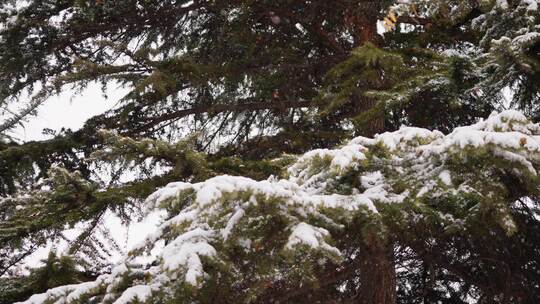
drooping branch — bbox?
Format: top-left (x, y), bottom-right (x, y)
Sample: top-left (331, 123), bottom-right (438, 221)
top-left (269, 7), bottom-right (347, 56)
top-left (131, 99), bottom-right (315, 135)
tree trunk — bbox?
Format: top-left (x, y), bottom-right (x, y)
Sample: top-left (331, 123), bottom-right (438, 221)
top-left (359, 95), bottom-right (385, 138)
top-left (345, 6), bottom-right (396, 300)
top-left (347, 2), bottom-right (385, 137)
top-left (357, 240), bottom-right (397, 304)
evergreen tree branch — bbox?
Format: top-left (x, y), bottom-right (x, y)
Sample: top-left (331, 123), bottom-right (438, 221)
top-left (131, 99), bottom-right (315, 135)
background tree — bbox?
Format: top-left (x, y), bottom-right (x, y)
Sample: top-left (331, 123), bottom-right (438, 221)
top-left (0, 251), bottom-right (96, 304)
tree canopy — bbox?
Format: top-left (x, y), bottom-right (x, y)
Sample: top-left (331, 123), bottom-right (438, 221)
top-left (14, 110), bottom-right (540, 303)
top-left (0, 0), bottom-right (539, 303)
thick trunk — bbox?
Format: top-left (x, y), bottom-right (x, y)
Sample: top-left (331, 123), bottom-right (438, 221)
top-left (345, 6), bottom-right (395, 299)
top-left (357, 240), bottom-right (397, 304)
top-left (346, 3), bottom-right (380, 47)
top-left (347, 3), bottom-right (385, 137)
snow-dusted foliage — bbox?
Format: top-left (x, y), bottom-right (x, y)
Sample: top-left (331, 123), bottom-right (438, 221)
top-left (473, 0), bottom-right (540, 103)
top-left (17, 110), bottom-right (540, 303)
top-left (388, 0), bottom-right (539, 111)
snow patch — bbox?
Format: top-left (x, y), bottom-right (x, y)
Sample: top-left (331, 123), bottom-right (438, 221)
top-left (286, 222), bottom-right (340, 255)
top-left (113, 285), bottom-right (152, 304)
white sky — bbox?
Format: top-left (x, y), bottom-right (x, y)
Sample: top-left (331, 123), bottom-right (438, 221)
top-left (12, 84), bottom-right (123, 142)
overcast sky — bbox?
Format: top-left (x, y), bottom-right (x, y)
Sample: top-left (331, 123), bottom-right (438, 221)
top-left (13, 84), bottom-right (124, 142)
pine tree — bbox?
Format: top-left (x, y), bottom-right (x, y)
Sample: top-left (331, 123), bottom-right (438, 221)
top-left (0, 0), bottom-right (539, 302)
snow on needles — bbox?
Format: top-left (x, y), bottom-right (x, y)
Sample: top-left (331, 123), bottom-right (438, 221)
top-left (112, 285), bottom-right (152, 304)
top-left (16, 110), bottom-right (540, 304)
top-left (286, 222), bottom-right (341, 256)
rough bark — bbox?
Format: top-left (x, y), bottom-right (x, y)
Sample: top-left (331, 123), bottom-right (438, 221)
top-left (359, 95), bottom-right (385, 137)
top-left (357, 240), bottom-right (397, 304)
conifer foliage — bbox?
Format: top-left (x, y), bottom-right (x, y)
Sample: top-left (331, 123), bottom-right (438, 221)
top-left (15, 111), bottom-right (540, 303)
top-left (0, 0), bottom-right (539, 303)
